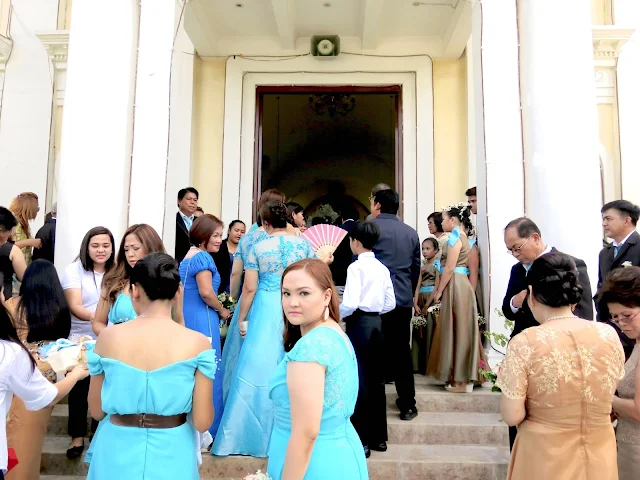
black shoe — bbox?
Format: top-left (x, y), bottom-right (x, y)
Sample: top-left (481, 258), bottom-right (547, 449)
top-left (363, 445), bottom-right (371, 458)
top-left (370, 441), bottom-right (387, 452)
top-left (66, 444), bottom-right (84, 460)
top-left (399, 406), bottom-right (418, 421)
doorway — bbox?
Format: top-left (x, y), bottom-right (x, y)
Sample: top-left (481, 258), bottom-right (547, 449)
top-left (254, 86), bottom-right (402, 222)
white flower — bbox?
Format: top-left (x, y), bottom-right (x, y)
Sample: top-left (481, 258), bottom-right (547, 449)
top-left (411, 315), bottom-right (428, 327)
top-left (622, 261), bottom-right (633, 268)
top-left (427, 303), bottom-right (441, 313)
top-left (243, 471), bottom-right (272, 480)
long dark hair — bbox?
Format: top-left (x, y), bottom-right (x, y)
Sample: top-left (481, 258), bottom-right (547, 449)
top-left (0, 272), bottom-right (35, 370)
top-left (281, 259), bottom-right (341, 352)
top-left (76, 226), bottom-right (116, 273)
top-left (18, 260), bottom-right (71, 342)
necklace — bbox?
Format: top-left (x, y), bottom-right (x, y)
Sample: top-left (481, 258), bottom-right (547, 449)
top-left (545, 315), bottom-right (577, 323)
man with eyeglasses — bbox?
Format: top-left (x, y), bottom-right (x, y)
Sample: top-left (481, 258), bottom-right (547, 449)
top-left (502, 217), bottom-right (593, 339)
top-left (502, 217), bottom-right (593, 450)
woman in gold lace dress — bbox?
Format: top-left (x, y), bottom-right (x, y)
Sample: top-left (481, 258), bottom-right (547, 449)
top-left (5, 260), bottom-right (71, 480)
top-left (598, 266), bottom-right (640, 480)
top-left (496, 252), bottom-right (625, 480)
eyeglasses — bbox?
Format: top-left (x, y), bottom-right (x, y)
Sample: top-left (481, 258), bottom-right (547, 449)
top-left (507, 236), bottom-right (532, 255)
top-left (611, 311), bottom-right (640, 326)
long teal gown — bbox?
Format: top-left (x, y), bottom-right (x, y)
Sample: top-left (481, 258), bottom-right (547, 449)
top-left (267, 326), bottom-right (369, 479)
top-left (179, 251), bottom-right (223, 436)
top-left (220, 228), bottom-right (270, 403)
top-left (85, 349), bottom-right (218, 480)
top-left (212, 234), bottom-right (316, 457)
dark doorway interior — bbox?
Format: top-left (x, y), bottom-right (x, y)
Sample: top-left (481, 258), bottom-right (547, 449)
top-left (254, 86), bottom-right (402, 222)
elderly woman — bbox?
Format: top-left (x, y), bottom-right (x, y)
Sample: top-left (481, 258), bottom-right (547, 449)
top-left (598, 266), bottom-right (640, 480)
top-left (496, 251), bottom-right (625, 480)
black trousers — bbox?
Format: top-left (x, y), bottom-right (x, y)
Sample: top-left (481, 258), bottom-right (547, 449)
top-left (509, 425), bottom-right (517, 450)
top-left (381, 306), bottom-right (416, 412)
top-left (346, 310), bottom-right (388, 446)
top-left (68, 377), bottom-right (98, 438)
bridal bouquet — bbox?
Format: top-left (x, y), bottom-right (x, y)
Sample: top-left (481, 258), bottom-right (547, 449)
top-left (411, 315), bottom-right (428, 328)
top-left (243, 471), bottom-right (271, 480)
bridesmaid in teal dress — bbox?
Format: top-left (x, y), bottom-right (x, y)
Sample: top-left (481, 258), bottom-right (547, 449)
top-left (179, 215), bottom-right (231, 437)
top-left (213, 201), bottom-right (316, 457)
top-left (267, 258), bottom-right (368, 479)
top-left (86, 253), bottom-right (216, 480)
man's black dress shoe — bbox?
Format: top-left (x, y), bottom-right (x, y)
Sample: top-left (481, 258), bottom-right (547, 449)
top-left (370, 441), bottom-right (387, 452)
top-left (399, 406), bottom-right (418, 421)
top-left (363, 445), bottom-right (371, 458)
top-left (66, 444), bottom-right (84, 460)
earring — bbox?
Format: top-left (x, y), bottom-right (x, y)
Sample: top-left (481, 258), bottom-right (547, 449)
top-left (324, 307), bottom-right (329, 321)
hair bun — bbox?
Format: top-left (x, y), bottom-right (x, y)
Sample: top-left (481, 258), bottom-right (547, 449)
top-left (527, 252), bottom-right (583, 308)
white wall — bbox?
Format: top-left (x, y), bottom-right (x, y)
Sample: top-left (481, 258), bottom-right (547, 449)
top-left (0, 0), bottom-right (57, 229)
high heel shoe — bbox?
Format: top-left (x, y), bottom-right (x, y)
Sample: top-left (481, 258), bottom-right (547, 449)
top-left (444, 383), bottom-right (473, 393)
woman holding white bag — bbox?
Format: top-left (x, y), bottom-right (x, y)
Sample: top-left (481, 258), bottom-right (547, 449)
top-left (0, 279), bottom-right (88, 480)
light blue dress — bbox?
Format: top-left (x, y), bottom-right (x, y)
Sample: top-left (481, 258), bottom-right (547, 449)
top-left (179, 251), bottom-right (223, 436)
top-left (267, 326), bottom-right (369, 479)
top-left (212, 234), bottom-right (316, 457)
top-left (107, 293), bottom-right (137, 324)
top-left (220, 228), bottom-right (270, 403)
top-left (85, 349), bottom-right (217, 480)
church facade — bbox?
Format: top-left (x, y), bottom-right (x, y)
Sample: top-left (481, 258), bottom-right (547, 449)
top-left (0, 0), bottom-right (638, 342)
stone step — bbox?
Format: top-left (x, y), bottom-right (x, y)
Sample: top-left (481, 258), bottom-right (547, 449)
top-left (386, 380), bottom-right (500, 414)
top-left (48, 405), bottom-right (90, 435)
top-left (40, 437), bottom-right (509, 479)
top-left (387, 412), bottom-right (507, 445)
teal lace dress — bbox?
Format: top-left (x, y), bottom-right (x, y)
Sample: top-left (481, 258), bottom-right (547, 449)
top-left (212, 234), bottom-right (316, 457)
top-left (267, 326), bottom-right (369, 479)
top-left (85, 349), bottom-right (218, 479)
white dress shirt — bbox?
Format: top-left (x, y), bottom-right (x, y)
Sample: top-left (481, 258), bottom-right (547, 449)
top-left (510, 245), bottom-right (553, 313)
top-left (339, 251), bottom-right (396, 319)
top-left (613, 231), bottom-right (635, 248)
top-left (1, 340), bottom-right (57, 472)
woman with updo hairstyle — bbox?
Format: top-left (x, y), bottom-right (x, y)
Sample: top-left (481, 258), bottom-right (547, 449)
top-left (86, 253), bottom-right (216, 478)
top-left (598, 266), bottom-right (640, 479)
top-left (212, 201), bottom-right (317, 457)
top-left (496, 251), bottom-right (625, 480)
top-left (426, 203), bottom-right (483, 392)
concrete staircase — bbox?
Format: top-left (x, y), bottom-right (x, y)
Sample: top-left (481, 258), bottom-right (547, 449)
top-left (39, 376), bottom-right (509, 479)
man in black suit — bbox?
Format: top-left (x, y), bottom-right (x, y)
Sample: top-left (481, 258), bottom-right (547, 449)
top-left (33, 202), bottom-right (57, 264)
top-left (597, 200), bottom-right (640, 359)
top-left (175, 187), bottom-right (199, 263)
top-left (330, 206), bottom-right (359, 293)
top-left (371, 189), bottom-right (420, 422)
top-left (502, 217), bottom-right (593, 448)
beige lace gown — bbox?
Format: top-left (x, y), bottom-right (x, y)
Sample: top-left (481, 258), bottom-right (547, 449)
top-left (616, 344), bottom-right (640, 480)
top-left (426, 232), bottom-right (481, 383)
top-left (496, 323), bottom-right (626, 480)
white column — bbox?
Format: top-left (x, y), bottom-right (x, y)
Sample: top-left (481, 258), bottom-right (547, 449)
top-left (55, 2), bottom-right (139, 271)
top-left (0, 0), bottom-right (57, 228)
top-left (471, 0), bottom-right (524, 352)
top-left (518, 0), bottom-right (602, 291)
top-left (466, 36), bottom-right (476, 188)
top-left (163, 2), bottom-right (194, 253)
top-left (128, 0), bottom-right (189, 240)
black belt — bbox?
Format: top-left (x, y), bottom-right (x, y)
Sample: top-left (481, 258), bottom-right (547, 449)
top-left (353, 309), bottom-right (381, 317)
top-left (110, 413), bottom-right (187, 429)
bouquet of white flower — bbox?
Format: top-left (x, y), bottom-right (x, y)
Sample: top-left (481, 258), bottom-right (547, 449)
top-left (427, 303), bottom-right (441, 313)
top-left (217, 293), bottom-right (238, 338)
top-left (243, 471), bottom-right (272, 480)
top-left (411, 315), bottom-right (428, 328)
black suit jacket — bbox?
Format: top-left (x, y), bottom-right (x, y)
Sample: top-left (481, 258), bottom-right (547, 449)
top-left (595, 230), bottom-right (640, 348)
top-left (32, 218), bottom-right (56, 264)
top-left (372, 214), bottom-right (421, 308)
top-left (502, 248), bottom-right (594, 338)
top-left (329, 220), bottom-right (357, 287)
top-left (210, 240), bottom-right (232, 295)
top-left (175, 212), bottom-right (191, 263)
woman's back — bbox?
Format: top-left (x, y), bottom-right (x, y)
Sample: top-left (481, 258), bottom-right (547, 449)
top-left (247, 235), bottom-right (315, 290)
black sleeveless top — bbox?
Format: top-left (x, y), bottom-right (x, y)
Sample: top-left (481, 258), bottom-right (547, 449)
top-left (0, 241), bottom-right (14, 300)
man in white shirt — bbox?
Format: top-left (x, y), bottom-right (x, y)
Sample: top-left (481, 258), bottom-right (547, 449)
top-left (597, 200), bottom-right (640, 359)
top-left (340, 221), bottom-right (395, 459)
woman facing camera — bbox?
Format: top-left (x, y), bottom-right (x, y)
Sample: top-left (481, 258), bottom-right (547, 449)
top-left (5, 260), bottom-right (71, 480)
top-left (496, 252), bottom-right (625, 480)
top-left (267, 259), bottom-right (368, 480)
top-left (86, 253), bottom-right (216, 480)
top-left (213, 201), bottom-right (317, 457)
top-left (598, 266), bottom-right (640, 480)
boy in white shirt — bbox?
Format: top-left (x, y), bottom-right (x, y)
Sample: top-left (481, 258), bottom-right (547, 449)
top-left (340, 221), bottom-right (396, 459)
